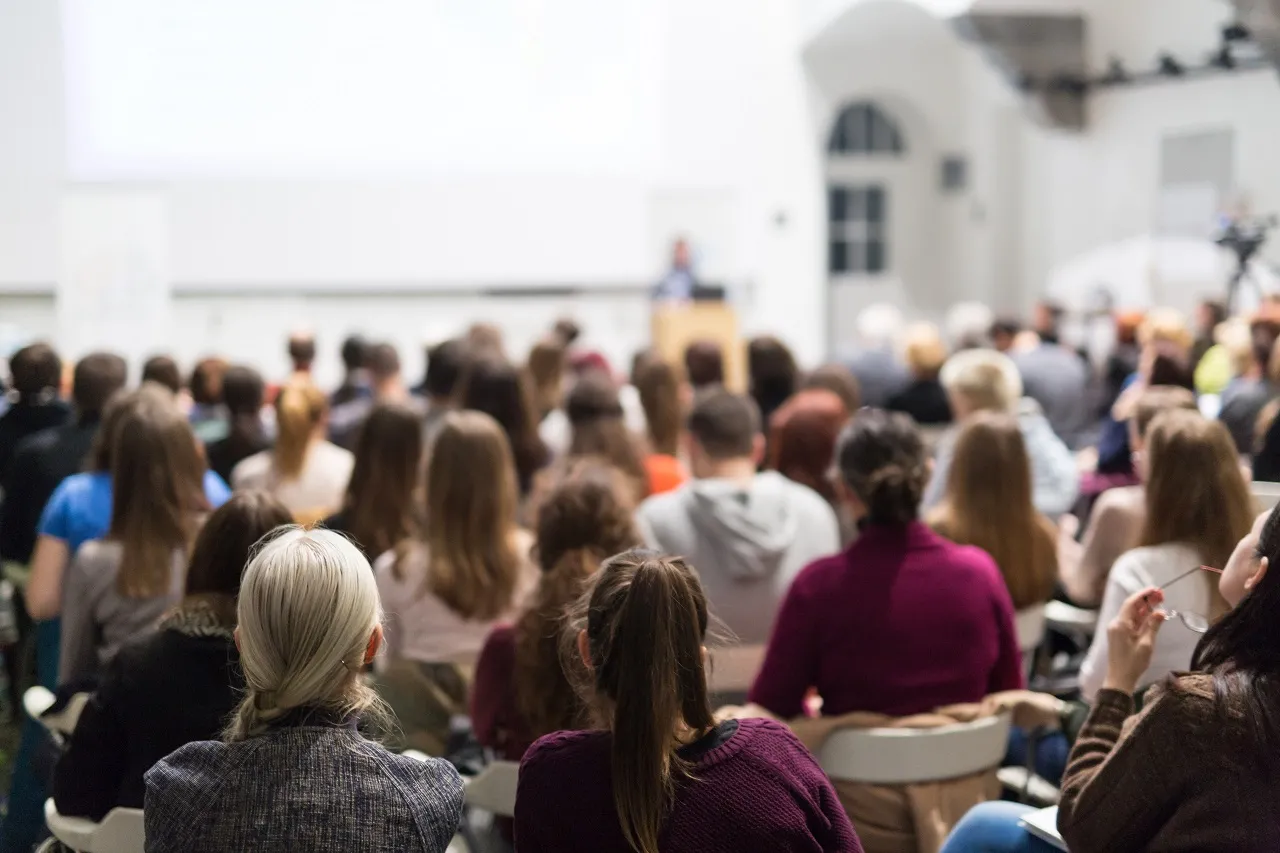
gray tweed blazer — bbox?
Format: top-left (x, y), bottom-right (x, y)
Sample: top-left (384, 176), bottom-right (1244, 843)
top-left (143, 714), bottom-right (463, 852)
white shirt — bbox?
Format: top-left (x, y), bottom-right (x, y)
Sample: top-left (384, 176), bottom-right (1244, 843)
top-left (373, 532), bottom-right (537, 668)
top-left (1079, 542), bottom-right (1212, 701)
top-left (231, 440), bottom-right (354, 523)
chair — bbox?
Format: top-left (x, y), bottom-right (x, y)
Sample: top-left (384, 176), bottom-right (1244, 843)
top-left (817, 712), bottom-right (1012, 785)
top-left (24, 686), bottom-right (90, 742)
top-left (44, 799), bottom-right (145, 853)
top-left (1014, 605), bottom-right (1047, 679)
top-left (1044, 600), bottom-right (1098, 643)
top-left (708, 644), bottom-right (765, 696)
top-left (1251, 481), bottom-right (1280, 513)
top-left (464, 761), bottom-right (520, 818)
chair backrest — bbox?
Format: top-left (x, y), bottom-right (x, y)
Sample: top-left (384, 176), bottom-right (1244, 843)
top-left (45, 799), bottom-right (145, 853)
top-left (708, 644), bottom-right (766, 695)
top-left (1014, 605), bottom-right (1047, 654)
top-left (465, 761), bottom-right (520, 818)
top-left (1252, 481), bottom-right (1280, 513)
top-left (818, 712), bottom-right (1012, 785)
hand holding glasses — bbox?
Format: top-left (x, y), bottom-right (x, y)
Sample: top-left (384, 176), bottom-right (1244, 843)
top-left (1142, 565), bottom-right (1223, 634)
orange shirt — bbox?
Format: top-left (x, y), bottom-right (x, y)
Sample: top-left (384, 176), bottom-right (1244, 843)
top-left (644, 453), bottom-right (687, 496)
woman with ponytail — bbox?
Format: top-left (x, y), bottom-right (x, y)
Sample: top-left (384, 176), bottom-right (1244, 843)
top-left (144, 528), bottom-right (463, 853)
top-left (749, 409), bottom-right (1023, 720)
top-left (471, 458), bottom-right (641, 761)
top-left (514, 549), bottom-right (863, 853)
top-left (231, 382), bottom-right (353, 524)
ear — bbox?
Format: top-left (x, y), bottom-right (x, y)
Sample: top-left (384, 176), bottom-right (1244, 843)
top-left (751, 434), bottom-right (766, 466)
top-left (1246, 556), bottom-right (1270, 592)
top-left (577, 628), bottom-right (592, 671)
top-left (364, 624), bottom-right (384, 665)
top-left (234, 626), bottom-right (241, 654)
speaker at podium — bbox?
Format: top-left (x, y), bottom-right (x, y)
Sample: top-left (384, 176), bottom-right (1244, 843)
top-left (650, 290), bottom-right (745, 393)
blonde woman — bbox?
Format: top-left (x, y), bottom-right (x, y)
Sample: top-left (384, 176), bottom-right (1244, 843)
top-left (231, 383), bottom-right (353, 523)
top-left (887, 322), bottom-right (952, 425)
top-left (144, 528), bottom-right (462, 852)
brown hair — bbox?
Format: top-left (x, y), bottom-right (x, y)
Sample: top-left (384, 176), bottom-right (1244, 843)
top-left (836, 409), bottom-right (927, 526)
top-left (273, 383), bottom-right (329, 481)
top-left (927, 412), bottom-right (1057, 609)
top-left (405, 410), bottom-right (524, 620)
top-left (1141, 410), bottom-right (1253, 606)
top-left (525, 337), bottom-right (567, 422)
top-left (767, 389), bottom-right (848, 506)
top-left (108, 386), bottom-right (210, 597)
top-left (342, 403), bottom-right (424, 557)
top-left (1132, 385), bottom-right (1198, 439)
top-left (567, 372), bottom-right (648, 500)
top-left (141, 355), bottom-right (182, 395)
top-left (687, 389), bottom-right (759, 460)
top-left (569, 550), bottom-right (715, 853)
top-left (514, 460), bottom-right (639, 738)
top-left (454, 353), bottom-right (549, 495)
top-left (633, 352), bottom-right (682, 457)
top-left (184, 491), bottom-right (294, 598)
top-left (802, 363), bottom-right (861, 413)
top-left (683, 340), bottom-right (724, 390)
top-left (747, 336), bottom-right (798, 418)
top-left (189, 357), bottom-right (229, 406)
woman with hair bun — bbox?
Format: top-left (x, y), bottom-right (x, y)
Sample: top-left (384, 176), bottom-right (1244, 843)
top-left (749, 409), bottom-right (1023, 719)
top-left (144, 528), bottom-right (463, 853)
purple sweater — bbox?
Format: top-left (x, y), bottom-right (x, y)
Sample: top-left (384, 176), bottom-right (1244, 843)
top-left (515, 718), bottom-right (863, 853)
top-left (749, 521), bottom-right (1024, 719)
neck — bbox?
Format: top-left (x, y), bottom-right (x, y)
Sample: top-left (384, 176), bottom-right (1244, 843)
top-left (1247, 364), bottom-right (1264, 381)
top-left (696, 457), bottom-right (757, 484)
top-left (375, 379), bottom-right (406, 401)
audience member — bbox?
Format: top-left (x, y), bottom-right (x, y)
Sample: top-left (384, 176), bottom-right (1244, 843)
top-left (59, 390), bottom-right (211, 684)
top-left (472, 460), bottom-right (640, 762)
top-left (1014, 311), bottom-right (1091, 448)
top-left (923, 348), bottom-right (1078, 517)
top-left (989, 318), bottom-right (1021, 354)
top-left (632, 352), bottom-right (688, 495)
top-left (454, 353), bottom-right (550, 497)
top-left (803, 363), bottom-right (862, 413)
top-left (928, 412), bottom-right (1057, 611)
top-left (1078, 409), bottom-right (1253, 700)
top-left (1190, 297), bottom-right (1229, 369)
top-left (329, 342), bottom-right (419, 449)
top-left (525, 337), bottom-right (567, 424)
top-left (1031, 300), bottom-right (1065, 343)
top-left (53, 493), bottom-right (293, 820)
top-left (767, 388), bottom-right (848, 516)
top-left (1099, 311), bottom-right (1143, 416)
top-left (843, 303), bottom-right (909, 408)
top-left (565, 371), bottom-right (649, 501)
top-left (417, 337), bottom-right (467, 440)
top-left (749, 410), bottom-right (1022, 719)
top-left (0, 353), bottom-right (126, 567)
top-left (514, 550), bottom-right (863, 853)
top-left (886, 323), bottom-right (952, 425)
top-left (747, 335), bottom-right (799, 427)
top-left (141, 355), bottom-right (182, 396)
top-left (323, 402), bottom-right (423, 559)
top-left (946, 302), bottom-right (994, 351)
top-left (329, 334), bottom-right (371, 408)
top-left (205, 365), bottom-right (270, 484)
top-left (187, 357), bottom-right (229, 443)
top-left (1218, 316), bottom-right (1280, 453)
top-left (635, 389), bottom-right (840, 643)
top-left (1058, 386), bottom-right (1198, 606)
top-left (286, 330), bottom-right (316, 385)
top-left (231, 383), bottom-right (353, 523)
top-left (683, 340), bottom-right (725, 391)
top-left (0, 343), bottom-right (70, 478)
top-left (466, 321), bottom-right (506, 357)
top-left (144, 528), bottom-right (464, 853)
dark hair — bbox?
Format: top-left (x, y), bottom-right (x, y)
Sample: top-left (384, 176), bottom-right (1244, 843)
top-left (683, 341), bottom-right (724, 389)
top-left (218, 365), bottom-right (267, 468)
top-left (990, 318), bottom-right (1022, 340)
top-left (189, 358), bottom-right (228, 406)
top-left (1148, 352), bottom-right (1194, 390)
top-left (1037, 300), bottom-right (1066, 344)
top-left (454, 354), bottom-right (550, 495)
top-left (1251, 316), bottom-right (1280, 370)
top-left (1191, 506), bottom-right (1280, 759)
top-left (184, 492), bottom-right (294, 598)
top-left (340, 335), bottom-right (369, 372)
top-left (423, 338), bottom-right (468, 399)
top-left (71, 353), bottom-right (127, 420)
top-left (10, 343), bottom-right (61, 399)
top-left (553, 318), bottom-right (582, 347)
top-left (687, 389), bottom-right (759, 460)
top-left (566, 372), bottom-right (648, 500)
top-left (1133, 385), bottom-right (1198, 439)
top-left (342, 403), bottom-right (423, 557)
top-left (141, 355), bottom-right (182, 394)
top-left (570, 550), bottom-right (715, 853)
top-left (633, 353), bottom-right (682, 457)
top-left (802, 363), bottom-right (861, 413)
top-left (1201, 299), bottom-right (1229, 331)
top-left (747, 336), bottom-right (798, 420)
top-left (836, 409), bottom-right (927, 526)
top-left (287, 333), bottom-right (316, 369)
top-left (367, 342), bottom-right (401, 382)
top-left (515, 460), bottom-right (640, 739)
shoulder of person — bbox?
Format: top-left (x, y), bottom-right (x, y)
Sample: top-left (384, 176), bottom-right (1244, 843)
top-left (364, 741), bottom-right (463, 800)
top-left (230, 451), bottom-right (270, 484)
top-left (372, 545), bottom-right (417, 583)
top-left (521, 729), bottom-right (607, 773)
top-left (1139, 673), bottom-right (1220, 728)
top-left (71, 538), bottom-right (121, 570)
top-left (146, 738), bottom-right (238, 794)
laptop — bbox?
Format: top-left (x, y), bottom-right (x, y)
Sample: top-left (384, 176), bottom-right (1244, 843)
top-left (1019, 806), bottom-right (1068, 851)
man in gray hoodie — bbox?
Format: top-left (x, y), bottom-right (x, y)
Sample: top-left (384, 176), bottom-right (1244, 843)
top-left (634, 389), bottom-right (841, 644)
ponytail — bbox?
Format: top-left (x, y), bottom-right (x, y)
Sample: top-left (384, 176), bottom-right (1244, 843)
top-left (274, 383), bottom-right (327, 481)
top-left (576, 551), bottom-right (714, 853)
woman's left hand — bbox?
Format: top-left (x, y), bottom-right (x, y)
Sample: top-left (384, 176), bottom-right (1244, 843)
top-left (1103, 586), bottom-right (1166, 695)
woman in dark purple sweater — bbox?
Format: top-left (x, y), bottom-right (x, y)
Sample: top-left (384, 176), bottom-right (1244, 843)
top-left (749, 409), bottom-right (1024, 719)
top-left (514, 549), bottom-right (863, 853)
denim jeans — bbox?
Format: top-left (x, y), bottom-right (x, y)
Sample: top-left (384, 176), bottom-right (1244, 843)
top-left (938, 801), bottom-right (1061, 853)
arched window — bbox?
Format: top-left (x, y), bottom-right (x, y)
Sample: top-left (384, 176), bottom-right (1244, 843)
top-left (828, 102), bottom-right (905, 155)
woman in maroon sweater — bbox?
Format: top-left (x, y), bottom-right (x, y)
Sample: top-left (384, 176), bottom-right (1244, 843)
top-left (515, 549), bottom-right (863, 853)
top-left (749, 409), bottom-right (1024, 719)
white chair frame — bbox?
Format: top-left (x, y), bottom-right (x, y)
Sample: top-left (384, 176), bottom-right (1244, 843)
top-left (44, 799), bottom-right (145, 853)
top-left (818, 712), bottom-right (1012, 785)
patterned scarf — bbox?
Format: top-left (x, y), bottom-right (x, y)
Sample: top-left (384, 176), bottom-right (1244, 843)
top-left (157, 595), bottom-right (237, 640)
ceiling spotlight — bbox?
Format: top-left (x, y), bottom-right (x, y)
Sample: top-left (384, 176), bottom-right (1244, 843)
top-left (1158, 53), bottom-right (1185, 76)
top-left (1211, 43), bottom-right (1236, 70)
top-left (1223, 22), bottom-right (1251, 42)
top-left (1100, 56), bottom-right (1129, 85)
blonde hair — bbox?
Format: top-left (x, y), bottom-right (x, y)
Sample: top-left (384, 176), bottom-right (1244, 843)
top-left (1139, 308), bottom-right (1193, 352)
top-left (273, 383), bottom-right (329, 481)
top-left (902, 323), bottom-right (948, 379)
top-left (225, 527), bottom-right (388, 741)
top-left (940, 349), bottom-right (1022, 414)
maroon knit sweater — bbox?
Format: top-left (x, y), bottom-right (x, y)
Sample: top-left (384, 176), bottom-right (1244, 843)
top-left (514, 717), bottom-right (863, 853)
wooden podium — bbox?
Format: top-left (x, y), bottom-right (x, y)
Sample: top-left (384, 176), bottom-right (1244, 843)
top-left (651, 302), bottom-right (745, 392)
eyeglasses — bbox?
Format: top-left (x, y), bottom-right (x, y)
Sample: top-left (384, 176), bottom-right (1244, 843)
top-left (1143, 565), bottom-right (1223, 634)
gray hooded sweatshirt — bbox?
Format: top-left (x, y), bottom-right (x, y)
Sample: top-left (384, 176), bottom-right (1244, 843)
top-left (634, 471), bottom-right (841, 644)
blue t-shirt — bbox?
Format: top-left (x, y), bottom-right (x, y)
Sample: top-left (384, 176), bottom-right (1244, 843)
top-left (38, 469), bottom-right (232, 553)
